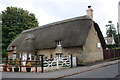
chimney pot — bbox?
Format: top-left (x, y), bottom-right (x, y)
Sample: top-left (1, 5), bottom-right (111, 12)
top-left (88, 6), bottom-right (91, 8)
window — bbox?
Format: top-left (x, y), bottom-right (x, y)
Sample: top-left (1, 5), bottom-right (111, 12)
top-left (97, 43), bottom-right (101, 48)
top-left (31, 54), bottom-right (35, 60)
top-left (14, 47), bottom-right (16, 50)
top-left (10, 46), bottom-right (16, 50)
top-left (13, 53), bottom-right (17, 60)
top-left (31, 56), bottom-right (34, 60)
top-left (19, 54), bottom-right (22, 58)
top-left (25, 34), bottom-right (34, 40)
top-left (95, 32), bottom-right (97, 35)
top-left (39, 56), bottom-right (41, 61)
top-left (55, 40), bottom-right (62, 46)
top-left (22, 53), bottom-right (27, 60)
top-left (56, 53), bottom-right (63, 59)
top-left (28, 53), bottom-right (31, 60)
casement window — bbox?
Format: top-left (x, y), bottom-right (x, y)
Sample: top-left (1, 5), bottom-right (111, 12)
top-left (19, 54), bottom-right (22, 58)
top-left (55, 53), bottom-right (63, 59)
top-left (29, 53), bottom-right (36, 60)
top-left (14, 47), bottom-right (16, 50)
top-left (55, 40), bottom-right (62, 46)
top-left (96, 43), bottom-right (101, 48)
top-left (10, 46), bottom-right (16, 50)
top-left (25, 34), bottom-right (34, 40)
top-left (31, 56), bottom-right (34, 60)
top-left (28, 53), bottom-right (31, 60)
top-left (22, 53), bottom-right (27, 60)
top-left (13, 53), bottom-right (17, 60)
top-left (39, 56), bottom-right (41, 61)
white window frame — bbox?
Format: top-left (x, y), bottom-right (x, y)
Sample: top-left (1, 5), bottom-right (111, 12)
top-left (10, 46), bottom-right (16, 50)
top-left (13, 53), bottom-right (17, 60)
top-left (28, 53), bottom-right (31, 60)
top-left (56, 40), bottom-right (61, 46)
top-left (14, 47), bottom-right (16, 50)
top-left (97, 43), bottom-right (101, 48)
top-left (39, 56), bottom-right (42, 61)
top-left (56, 53), bottom-right (62, 60)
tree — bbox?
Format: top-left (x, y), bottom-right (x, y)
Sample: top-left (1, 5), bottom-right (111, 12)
top-left (2, 7), bottom-right (39, 50)
top-left (114, 34), bottom-right (120, 45)
top-left (106, 21), bottom-right (117, 37)
top-left (0, 13), bottom-right (2, 46)
top-left (106, 21), bottom-right (120, 48)
top-left (0, 13), bottom-right (2, 60)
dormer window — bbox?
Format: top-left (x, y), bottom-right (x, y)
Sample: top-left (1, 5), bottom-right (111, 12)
top-left (55, 40), bottom-right (62, 46)
top-left (14, 47), bottom-right (16, 50)
top-left (25, 34), bottom-right (34, 40)
top-left (10, 46), bottom-right (16, 50)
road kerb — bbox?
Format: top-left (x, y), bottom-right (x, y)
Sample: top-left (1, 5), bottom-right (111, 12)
top-left (49, 61), bottom-right (119, 80)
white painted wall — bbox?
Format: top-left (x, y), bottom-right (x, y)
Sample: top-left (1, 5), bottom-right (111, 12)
top-left (72, 57), bottom-right (77, 67)
top-left (22, 53), bottom-right (27, 65)
top-left (13, 54), bottom-right (17, 60)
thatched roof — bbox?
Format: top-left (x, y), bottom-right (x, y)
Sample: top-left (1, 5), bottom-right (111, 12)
top-left (7, 15), bottom-right (105, 53)
top-left (94, 23), bottom-right (106, 49)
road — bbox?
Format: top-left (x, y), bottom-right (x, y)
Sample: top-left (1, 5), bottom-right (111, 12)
top-left (65, 63), bottom-right (120, 78)
top-left (1, 61), bottom-right (119, 79)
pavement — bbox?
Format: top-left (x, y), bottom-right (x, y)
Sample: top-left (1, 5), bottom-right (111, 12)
top-left (2, 59), bottom-right (120, 79)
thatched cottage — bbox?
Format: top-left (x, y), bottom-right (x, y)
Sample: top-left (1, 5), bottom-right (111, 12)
top-left (7, 6), bottom-right (106, 64)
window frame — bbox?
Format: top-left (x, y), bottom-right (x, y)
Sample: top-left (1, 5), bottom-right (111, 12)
top-left (55, 40), bottom-right (62, 47)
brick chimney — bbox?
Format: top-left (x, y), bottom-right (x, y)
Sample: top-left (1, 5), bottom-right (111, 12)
top-left (86, 6), bottom-right (93, 20)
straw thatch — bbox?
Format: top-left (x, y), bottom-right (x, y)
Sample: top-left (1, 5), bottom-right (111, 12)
top-left (7, 15), bottom-right (105, 53)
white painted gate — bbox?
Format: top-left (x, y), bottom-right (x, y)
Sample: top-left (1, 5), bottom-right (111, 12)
top-left (43, 56), bottom-right (76, 71)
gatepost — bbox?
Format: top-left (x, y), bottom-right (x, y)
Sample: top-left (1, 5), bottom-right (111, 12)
top-left (41, 55), bottom-right (44, 73)
top-left (70, 54), bottom-right (73, 68)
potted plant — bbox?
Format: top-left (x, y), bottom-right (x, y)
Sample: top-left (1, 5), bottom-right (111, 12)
top-left (8, 59), bottom-right (13, 72)
top-left (26, 61), bottom-right (31, 72)
top-left (14, 60), bottom-right (19, 72)
top-left (3, 64), bottom-right (8, 72)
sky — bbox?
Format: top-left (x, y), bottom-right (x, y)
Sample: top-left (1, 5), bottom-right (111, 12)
top-left (0, 0), bottom-right (119, 37)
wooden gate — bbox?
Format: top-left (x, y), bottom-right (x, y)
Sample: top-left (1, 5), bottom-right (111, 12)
top-left (43, 57), bottom-right (71, 71)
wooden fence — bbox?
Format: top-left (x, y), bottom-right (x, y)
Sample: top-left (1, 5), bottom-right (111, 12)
top-left (2, 60), bottom-right (43, 72)
top-left (103, 49), bottom-right (120, 60)
top-left (2, 55), bottom-right (44, 72)
top-left (1, 55), bottom-right (73, 72)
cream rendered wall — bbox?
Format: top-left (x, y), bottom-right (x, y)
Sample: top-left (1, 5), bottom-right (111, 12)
top-left (8, 52), bottom-right (13, 59)
top-left (37, 46), bottom-right (83, 63)
top-left (82, 23), bottom-right (104, 63)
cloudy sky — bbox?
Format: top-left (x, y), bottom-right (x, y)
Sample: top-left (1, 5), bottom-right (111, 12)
top-left (0, 0), bottom-right (119, 36)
